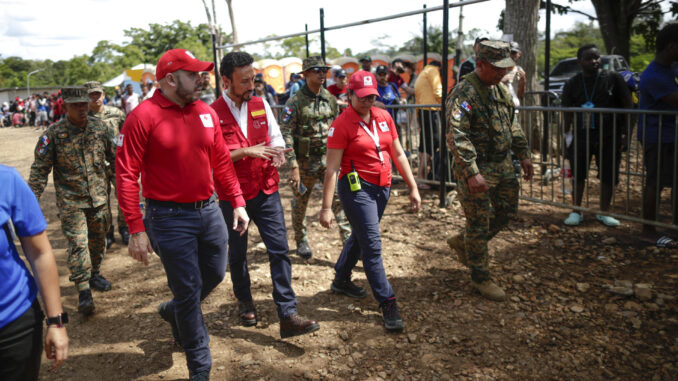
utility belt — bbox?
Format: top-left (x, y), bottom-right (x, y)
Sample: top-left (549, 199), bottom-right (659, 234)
top-left (146, 194), bottom-right (216, 210)
top-left (295, 137), bottom-right (325, 158)
top-left (476, 150), bottom-right (510, 163)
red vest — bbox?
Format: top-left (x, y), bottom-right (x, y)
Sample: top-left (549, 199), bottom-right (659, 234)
top-left (212, 96), bottom-right (279, 201)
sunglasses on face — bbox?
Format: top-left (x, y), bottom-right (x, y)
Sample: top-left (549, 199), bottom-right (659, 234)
top-left (311, 67), bottom-right (328, 74)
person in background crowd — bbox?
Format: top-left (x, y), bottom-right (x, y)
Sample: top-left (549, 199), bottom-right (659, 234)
top-left (327, 69), bottom-right (348, 106)
top-left (84, 81), bottom-right (129, 248)
top-left (36, 94), bottom-right (49, 130)
top-left (28, 86), bottom-right (116, 315)
top-left (637, 22), bottom-right (678, 246)
top-left (53, 92), bottom-right (65, 122)
top-left (327, 65), bottom-right (342, 87)
top-left (254, 76), bottom-right (276, 106)
top-left (360, 56), bottom-right (373, 72)
top-left (281, 56), bottom-right (352, 259)
top-left (561, 44), bottom-right (633, 227)
top-left (320, 70), bottom-right (421, 332)
top-left (446, 40), bottom-right (533, 301)
top-left (254, 73), bottom-right (279, 105)
top-left (199, 72), bottom-right (216, 105)
top-left (375, 64), bottom-right (402, 120)
top-left (122, 84), bottom-right (140, 115)
top-left (388, 58), bottom-right (406, 89)
top-left (501, 41), bottom-right (526, 106)
top-left (140, 83), bottom-right (149, 100)
top-left (414, 60), bottom-right (443, 189)
top-left (116, 49), bottom-right (249, 381)
top-left (0, 164), bottom-right (69, 381)
top-left (213, 51), bottom-right (320, 338)
top-left (458, 37), bottom-right (489, 82)
top-left (28, 95), bottom-right (37, 128)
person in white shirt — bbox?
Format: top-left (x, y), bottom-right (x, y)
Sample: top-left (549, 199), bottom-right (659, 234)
top-left (122, 84), bottom-right (140, 115)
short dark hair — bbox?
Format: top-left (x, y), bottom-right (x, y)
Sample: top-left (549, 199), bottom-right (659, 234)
top-left (391, 58), bottom-right (403, 67)
top-left (577, 44), bottom-right (598, 60)
top-left (219, 52), bottom-right (254, 80)
top-left (429, 60), bottom-right (442, 68)
top-left (657, 22), bottom-right (678, 54)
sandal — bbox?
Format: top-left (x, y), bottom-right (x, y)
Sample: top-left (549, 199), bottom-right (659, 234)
top-left (656, 236), bottom-right (678, 249)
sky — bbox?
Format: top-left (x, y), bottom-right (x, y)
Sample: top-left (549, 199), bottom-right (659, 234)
top-left (0, 0), bottom-right (599, 62)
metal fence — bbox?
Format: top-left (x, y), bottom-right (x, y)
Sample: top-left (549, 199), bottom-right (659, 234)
top-left (271, 103), bottom-right (678, 230)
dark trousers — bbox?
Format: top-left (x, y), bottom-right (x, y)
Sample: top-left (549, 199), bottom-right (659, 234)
top-left (334, 176), bottom-right (395, 305)
top-left (144, 199), bottom-right (227, 376)
top-left (220, 191), bottom-right (297, 318)
top-left (0, 300), bottom-right (43, 381)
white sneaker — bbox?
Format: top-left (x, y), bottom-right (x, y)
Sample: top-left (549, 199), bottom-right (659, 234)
top-left (564, 212), bottom-right (583, 226)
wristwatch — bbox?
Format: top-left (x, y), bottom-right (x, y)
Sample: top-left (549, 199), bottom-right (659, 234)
top-left (45, 312), bottom-right (69, 328)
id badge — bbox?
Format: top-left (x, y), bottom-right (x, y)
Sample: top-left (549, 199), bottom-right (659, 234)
top-left (347, 171), bottom-right (362, 192)
top-left (581, 101), bottom-right (595, 108)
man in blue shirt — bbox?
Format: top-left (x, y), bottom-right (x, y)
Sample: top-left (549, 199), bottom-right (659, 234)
top-left (375, 65), bottom-right (401, 120)
top-left (638, 23), bottom-right (678, 240)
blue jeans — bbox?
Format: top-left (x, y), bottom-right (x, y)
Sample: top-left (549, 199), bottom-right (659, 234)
top-left (144, 198), bottom-right (227, 376)
top-left (220, 191), bottom-right (297, 318)
top-left (334, 176), bottom-right (395, 305)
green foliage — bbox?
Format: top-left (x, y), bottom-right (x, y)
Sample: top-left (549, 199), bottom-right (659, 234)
top-left (0, 20), bottom-right (226, 90)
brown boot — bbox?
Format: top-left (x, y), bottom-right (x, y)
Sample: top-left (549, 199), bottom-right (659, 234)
top-left (239, 301), bottom-right (257, 327)
top-left (280, 314), bottom-right (319, 338)
top-left (446, 234), bottom-right (468, 266)
top-left (472, 280), bottom-right (506, 301)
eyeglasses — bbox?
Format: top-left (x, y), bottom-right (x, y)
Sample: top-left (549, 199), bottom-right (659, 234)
top-left (311, 67), bottom-right (328, 74)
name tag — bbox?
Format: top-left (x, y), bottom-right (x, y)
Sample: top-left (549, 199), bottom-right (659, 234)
top-left (200, 114), bottom-right (214, 128)
top-left (251, 109), bottom-right (266, 117)
top-left (378, 121), bottom-right (389, 132)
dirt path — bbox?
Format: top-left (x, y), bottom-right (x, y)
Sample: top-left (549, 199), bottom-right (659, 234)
top-left (1, 127), bottom-right (676, 380)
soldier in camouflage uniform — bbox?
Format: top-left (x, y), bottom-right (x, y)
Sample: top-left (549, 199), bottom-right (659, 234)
top-left (28, 86), bottom-right (117, 315)
top-left (84, 81), bottom-right (129, 247)
top-left (281, 56), bottom-right (351, 259)
top-left (446, 41), bottom-right (534, 301)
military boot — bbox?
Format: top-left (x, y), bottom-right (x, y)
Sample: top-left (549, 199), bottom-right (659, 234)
top-left (78, 289), bottom-right (95, 315)
top-left (296, 240), bottom-right (312, 259)
top-left (106, 225), bottom-right (114, 249)
top-left (446, 234), bottom-right (468, 266)
top-left (119, 227), bottom-right (130, 245)
top-left (472, 280), bottom-right (506, 302)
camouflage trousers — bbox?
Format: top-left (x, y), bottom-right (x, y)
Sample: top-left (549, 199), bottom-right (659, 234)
top-left (291, 167), bottom-right (351, 244)
top-left (107, 178), bottom-right (128, 231)
top-left (58, 203), bottom-right (110, 291)
top-left (455, 159), bottom-right (519, 283)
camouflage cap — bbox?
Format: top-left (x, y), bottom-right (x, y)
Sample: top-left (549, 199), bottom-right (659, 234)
top-left (477, 40), bottom-right (515, 68)
top-left (61, 86), bottom-right (89, 103)
top-left (302, 56), bottom-right (331, 72)
top-left (83, 81), bottom-right (104, 94)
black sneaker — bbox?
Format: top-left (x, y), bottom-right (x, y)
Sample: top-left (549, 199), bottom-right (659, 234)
top-left (119, 227), bottom-right (130, 245)
top-left (297, 240), bottom-right (312, 259)
top-left (89, 273), bottom-right (112, 291)
top-left (78, 289), bottom-right (95, 316)
top-left (106, 226), bottom-right (114, 249)
top-left (381, 299), bottom-right (404, 332)
top-left (190, 369), bottom-right (210, 381)
top-left (331, 278), bottom-right (367, 298)
top-left (158, 301), bottom-right (182, 347)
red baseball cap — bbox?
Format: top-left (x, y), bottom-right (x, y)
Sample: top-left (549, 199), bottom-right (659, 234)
top-left (348, 70), bottom-right (379, 98)
top-left (156, 49), bottom-right (214, 81)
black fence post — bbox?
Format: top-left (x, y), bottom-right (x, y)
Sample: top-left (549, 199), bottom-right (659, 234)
top-left (440, 0), bottom-right (450, 206)
top-left (320, 8), bottom-right (326, 62)
top-left (305, 24), bottom-right (310, 58)
top-left (211, 32), bottom-right (220, 97)
top-left (423, 4), bottom-right (428, 64)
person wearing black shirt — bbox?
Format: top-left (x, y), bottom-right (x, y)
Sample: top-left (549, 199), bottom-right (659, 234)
top-left (561, 44), bottom-right (633, 227)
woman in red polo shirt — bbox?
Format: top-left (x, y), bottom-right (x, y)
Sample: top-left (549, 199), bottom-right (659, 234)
top-left (319, 70), bottom-right (420, 332)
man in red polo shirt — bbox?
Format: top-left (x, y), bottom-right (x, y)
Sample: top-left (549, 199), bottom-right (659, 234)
top-left (211, 51), bottom-right (319, 339)
top-left (116, 49), bottom-right (249, 381)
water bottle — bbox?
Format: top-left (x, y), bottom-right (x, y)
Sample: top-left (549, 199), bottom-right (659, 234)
top-left (561, 160), bottom-right (573, 195)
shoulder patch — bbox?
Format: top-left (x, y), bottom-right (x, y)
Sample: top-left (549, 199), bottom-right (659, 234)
top-left (37, 135), bottom-right (50, 155)
top-left (461, 101), bottom-right (472, 112)
top-left (282, 106), bottom-right (293, 123)
top-left (57, 132), bottom-right (69, 139)
top-left (452, 109), bottom-right (463, 121)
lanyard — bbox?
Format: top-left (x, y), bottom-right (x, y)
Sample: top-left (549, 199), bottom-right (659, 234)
top-left (359, 120), bottom-right (384, 166)
top-left (582, 71), bottom-right (600, 103)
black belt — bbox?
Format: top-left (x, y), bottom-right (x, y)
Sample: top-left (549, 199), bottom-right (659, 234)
top-left (146, 194), bottom-right (216, 210)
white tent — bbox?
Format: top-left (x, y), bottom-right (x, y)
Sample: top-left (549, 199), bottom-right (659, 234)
top-left (103, 63), bottom-right (156, 87)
